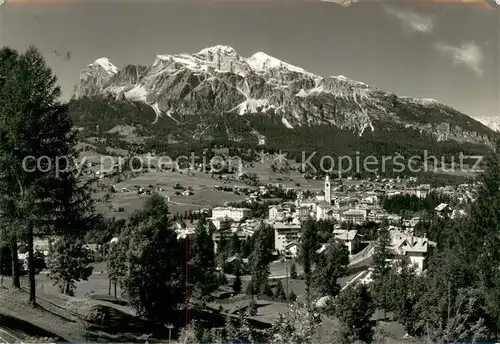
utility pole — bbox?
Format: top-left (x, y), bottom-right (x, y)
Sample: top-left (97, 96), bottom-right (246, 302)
top-left (0, 0), bottom-right (4, 48)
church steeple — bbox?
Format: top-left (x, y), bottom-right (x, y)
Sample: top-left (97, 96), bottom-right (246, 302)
top-left (324, 175), bottom-right (331, 203)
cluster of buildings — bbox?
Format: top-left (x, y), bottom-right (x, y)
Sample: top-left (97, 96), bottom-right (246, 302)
top-left (202, 176), bottom-right (475, 275)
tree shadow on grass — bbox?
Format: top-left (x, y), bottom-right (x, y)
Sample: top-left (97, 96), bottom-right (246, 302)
top-left (0, 313), bottom-right (66, 342)
top-left (87, 294), bottom-right (128, 306)
top-left (82, 305), bottom-right (272, 342)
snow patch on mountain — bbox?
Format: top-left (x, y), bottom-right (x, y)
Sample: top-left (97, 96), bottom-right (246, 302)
top-left (124, 85), bottom-right (148, 102)
top-left (282, 117), bottom-right (294, 129)
top-left (247, 52), bottom-right (312, 76)
top-left (473, 116), bottom-right (500, 132)
top-left (93, 58), bottom-right (119, 75)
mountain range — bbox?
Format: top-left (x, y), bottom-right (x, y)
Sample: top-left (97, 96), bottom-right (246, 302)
top-left (69, 45), bottom-right (496, 161)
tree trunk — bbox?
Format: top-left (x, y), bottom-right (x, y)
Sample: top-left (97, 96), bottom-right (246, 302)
top-left (10, 234), bottom-right (20, 288)
top-left (27, 224), bottom-right (36, 306)
top-left (113, 282), bottom-right (117, 299)
top-left (108, 279), bottom-right (111, 295)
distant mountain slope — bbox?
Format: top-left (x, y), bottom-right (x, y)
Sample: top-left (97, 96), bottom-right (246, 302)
top-left (472, 116), bottom-right (500, 133)
top-left (70, 45), bottom-right (496, 160)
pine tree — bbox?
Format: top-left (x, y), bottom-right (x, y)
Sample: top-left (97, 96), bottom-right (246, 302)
top-left (229, 232), bottom-right (241, 256)
top-left (0, 46), bottom-right (94, 305)
top-left (331, 284), bottom-right (375, 343)
top-left (275, 280), bottom-right (287, 302)
top-left (232, 272), bottom-right (242, 294)
top-left (249, 226), bottom-right (271, 296)
top-left (299, 218), bottom-right (319, 303)
top-left (118, 194), bottom-right (185, 323)
top-left (313, 239), bottom-right (349, 297)
top-left (263, 281), bottom-right (274, 298)
top-left (270, 302), bottom-right (322, 344)
top-left (189, 216), bottom-right (217, 304)
top-left (466, 140), bottom-right (500, 333)
top-left (372, 227), bottom-right (392, 279)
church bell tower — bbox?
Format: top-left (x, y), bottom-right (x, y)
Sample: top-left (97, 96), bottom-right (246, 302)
top-left (324, 175), bottom-right (331, 203)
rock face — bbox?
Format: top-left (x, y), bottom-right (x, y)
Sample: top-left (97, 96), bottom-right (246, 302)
top-left (72, 45), bottom-right (495, 147)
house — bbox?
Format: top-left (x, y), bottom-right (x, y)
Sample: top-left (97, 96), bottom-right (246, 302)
top-left (450, 209), bottom-right (467, 219)
top-left (390, 230), bottom-right (435, 273)
top-left (210, 218), bottom-right (232, 231)
top-left (284, 241), bottom-right (299, 258)
top-left (435, 203), bottom-right (452, 218)
top-left (332, 229), bottom-right (360, 255)
top-left (316, 203), bottom-right (336, 221)
top-left (387, 214), bottom-right (402, 224)
top-left (416, 184), bottom-right (431, 199)
top-left (225, 255), bottom-right (249, 273)
top-left (268, 204), bottom-right (294, 222)
top-left (297, 205), bottom-right (314, 218)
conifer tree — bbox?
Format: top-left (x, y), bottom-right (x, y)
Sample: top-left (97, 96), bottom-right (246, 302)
top-left (249, 226), bottom-right (271, 296)
top-left (189, 216), bottom-right (217, 304)
top-left (331, 284), bottom-right (375, 343)
top-left (299, 218), bottom-right (319, 302)
top-left (232, 271), bottom-right (242, 294)
top-left (0, 46), bottom-right (94, 305)
top-left (118, 194), bottom-right (185, 323)
top-left (372, 227), bottom-right (392, 278)
top-left (275, 280), bottom-right (287, 302)
top-left (313, 239), bottom-right (349, 297)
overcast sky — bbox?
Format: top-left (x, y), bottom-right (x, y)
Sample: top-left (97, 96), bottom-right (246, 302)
top-left (1, 0), bottom-right (499, 118)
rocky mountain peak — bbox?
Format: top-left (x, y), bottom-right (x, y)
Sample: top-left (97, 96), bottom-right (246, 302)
top-left (92, 57), bottom-right (120, 76)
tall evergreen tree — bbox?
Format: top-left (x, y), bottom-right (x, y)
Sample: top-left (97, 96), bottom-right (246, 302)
top-left (299, 218), bottom-right (319, 303)
top-left (249, 225), bottom-right (272, 296)
top-left (229, 232), bottom-right (241, 256)
top-left (275, 280), bottom-right (287, 302)
top-left (330, 284), bottom-right (375, 343)
top-left (189, 216), bottom-right (217, 305)
top-left (372, 227), bottom-right (392, 279)
top-left (118, 194), bottom-right (185, 323)
top-left (0, 46), bottom-right (93, 305)
top-left (313, 238), bottom-right (349, 297)
top-left (232, 270), bottom-right (242, 294)
top-left (466, 141), bottom-right (500, 334)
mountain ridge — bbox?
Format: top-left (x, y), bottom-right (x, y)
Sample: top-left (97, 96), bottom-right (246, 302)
top-left (70, 45), bottom-right (496, 160)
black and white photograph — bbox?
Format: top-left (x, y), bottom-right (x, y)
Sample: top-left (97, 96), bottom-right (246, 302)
top-left (0, 0), bottom-right (499, 342)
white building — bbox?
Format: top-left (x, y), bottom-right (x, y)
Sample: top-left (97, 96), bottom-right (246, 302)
top-left (341, 209), bottom-right (367, 224)
top-left (316, 203), bottom-right (336, 221)
top-left (390, 230), bottom-right (436, 274)
top-left (212, 207), bottom-right (251, 222)
top-left (332, 229), bottom-right (360, 255)
top-left (416, 184), bottom-right (431, 199)
top-left (273, 222), bottom-right (301, 253)
top-left (210, 218), bottom-right (232, 231)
